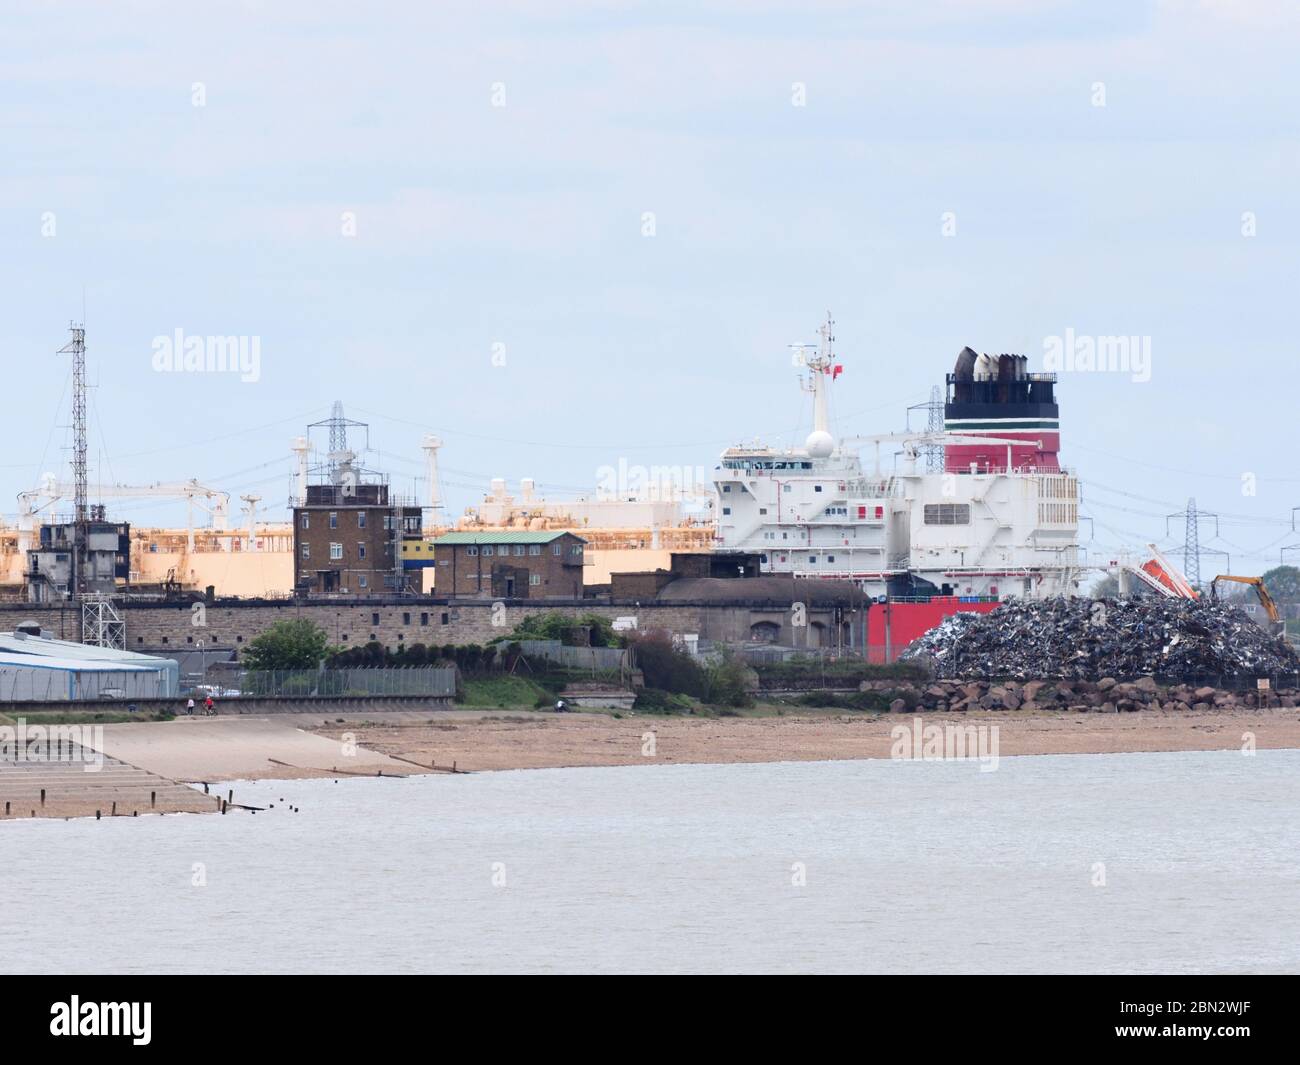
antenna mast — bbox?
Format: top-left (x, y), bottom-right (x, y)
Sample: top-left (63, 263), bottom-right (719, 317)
top-left (57, 323), bottom-right (88, 597)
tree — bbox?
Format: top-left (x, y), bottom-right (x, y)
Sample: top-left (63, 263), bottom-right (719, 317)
top-left (242, 618), bottom-right (331, 671)
top-left (1261, 565), bottom-right (1300, 603)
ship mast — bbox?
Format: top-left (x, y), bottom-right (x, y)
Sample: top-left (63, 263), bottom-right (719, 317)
top-left (797, 312), bottom-right (837, 436)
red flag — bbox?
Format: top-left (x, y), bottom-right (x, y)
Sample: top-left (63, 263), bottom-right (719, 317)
top-left (831, 364), bottom-right (843, 380)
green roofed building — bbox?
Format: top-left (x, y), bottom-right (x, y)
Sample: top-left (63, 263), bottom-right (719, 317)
top-left (430, 531), bottom-right (588, 599)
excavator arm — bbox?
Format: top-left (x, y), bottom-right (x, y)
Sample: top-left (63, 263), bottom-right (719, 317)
top-left (1211, 574), bottom-right (1281, 624)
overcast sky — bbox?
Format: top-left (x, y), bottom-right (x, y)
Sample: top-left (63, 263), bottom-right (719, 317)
top-left (3, 0), bottom-right (1299, 575)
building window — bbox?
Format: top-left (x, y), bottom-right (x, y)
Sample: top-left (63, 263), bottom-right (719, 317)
top-left (358, 575), bottom-right (367, 589)
top-left (530, 573), bottom-right (541, 585)
top-left (403, 612), bottom-right (411, 625)
top-left (358, 512), bottom-right (366, 528)
top-left (300, 514), bottom-right (309, 530)
top-left (483, 545), bottom-right (494, 556)
top-left (372, 613), bottom-right (380, 625)
top-left (330, 542), bottom-right (343, 560)
top-left (467, 546), bottom-right (479, 556)
top-left (440, 612), bottom-right (449, 624)
top-left (529, 544), bottom-right (540, 555)
top-left (420, 612), bottom-right (429, 625)
top-left (552, 544), bottom-right (561, 555)
top-left (301, 544), bottom-right (310, 559)
top-left (513, 545), bottom-right (525, 556)
top-left (329, 512), bottom-right (338, 529)
top-left (358, 543), bottom-right (366, 560)
top-left (923, 503), bottom-right (971, 526)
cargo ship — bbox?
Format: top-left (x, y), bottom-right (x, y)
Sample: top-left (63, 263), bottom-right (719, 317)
top-left (712, 316), bottom-right (1081, 601)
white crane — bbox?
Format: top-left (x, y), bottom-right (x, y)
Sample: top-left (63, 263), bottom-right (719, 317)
top-left (17, 476), bottom-right (231, 554)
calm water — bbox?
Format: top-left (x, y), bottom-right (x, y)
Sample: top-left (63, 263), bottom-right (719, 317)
top-left (2, 750), bottom-right (1297, 974)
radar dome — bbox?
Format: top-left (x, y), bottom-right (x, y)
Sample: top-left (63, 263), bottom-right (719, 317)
top-left (804, 430), bottom-right (835, 458)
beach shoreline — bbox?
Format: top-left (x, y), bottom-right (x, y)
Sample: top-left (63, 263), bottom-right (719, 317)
top-left (3, 706), bottom-right (1297, 820)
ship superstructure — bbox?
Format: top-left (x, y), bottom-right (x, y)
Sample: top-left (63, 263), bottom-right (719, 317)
top-left (712, 318), bottom-right (1080, 599)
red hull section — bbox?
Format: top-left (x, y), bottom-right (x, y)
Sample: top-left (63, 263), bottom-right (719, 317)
top-left (867, 597), bottom-right (1000, 664)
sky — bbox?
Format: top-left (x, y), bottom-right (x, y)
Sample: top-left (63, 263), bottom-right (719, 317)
top-left (2, 0), bottom-right (1299, 577)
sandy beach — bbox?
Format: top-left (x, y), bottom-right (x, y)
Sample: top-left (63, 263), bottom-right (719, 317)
top-left (3, 705), bottom-right (1297, 820)
top-left (314, 705), bottom-right (1300, 771)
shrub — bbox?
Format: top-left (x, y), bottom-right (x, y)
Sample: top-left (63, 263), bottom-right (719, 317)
top-left (628, 630), bottom-right (708, 697)
top-left (704, 649), bottom-right (755, 708)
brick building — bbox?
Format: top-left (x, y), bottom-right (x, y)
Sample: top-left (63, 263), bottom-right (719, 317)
top-left (293, 477), bottom-right (422, 597)
top-left (431, 531), bottom-right (587, 599)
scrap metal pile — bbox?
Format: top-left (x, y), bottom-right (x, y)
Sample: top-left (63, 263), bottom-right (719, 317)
top-left (901, 596), bottom-right (1300, 680)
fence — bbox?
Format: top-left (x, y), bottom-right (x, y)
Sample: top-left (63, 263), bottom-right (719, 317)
top-left (515, 640), bottom-right (632, 673)
top-left (228, 667), bottom-right (457, 698)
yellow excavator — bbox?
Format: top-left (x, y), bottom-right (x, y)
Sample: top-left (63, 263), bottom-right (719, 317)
top-left (1210, 575), bottom-right (1285, 637)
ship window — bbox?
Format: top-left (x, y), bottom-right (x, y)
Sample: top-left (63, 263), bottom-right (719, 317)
top-left (722, 507), bottom-right (731, 516)
top-left (723, 485), bottom-right (731, 492)
top-left (923, 504), bottom-right (971, 525)
top-left (827, 555), bottom-right (835, 563)
top-left (782, 485), bottom-right (791, 493)
top-left (759, 508), bottom-right (767, 515)
top-left (815, 485), bottom-right (822, 492)
top-left (809, 556), bottom-right (817, 564)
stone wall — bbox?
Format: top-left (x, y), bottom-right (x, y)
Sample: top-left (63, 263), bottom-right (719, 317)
top-left (0, 595), bottom-right (868, 656)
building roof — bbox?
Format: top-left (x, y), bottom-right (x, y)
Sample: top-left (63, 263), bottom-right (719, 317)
top-left (431, 531), bottom-right (586, 546)
top-left (0, 632), bottom-right (176, 665)
top-left (0, 652), bottom-right (165, 673)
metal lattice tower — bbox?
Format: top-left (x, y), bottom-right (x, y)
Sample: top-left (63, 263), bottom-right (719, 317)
top-left (925, 385), bottom-right (944, 472)
top-left (309, 401), bottom-right (368, 482)
top-left (1164, 498), bottom-right (1221, 590)
top-left (1183, 497), bottom-right (1201, 587)
top-left (57, 324), bottom-right (88, 597)
top-left (906, 386), bottom-right (946, 472)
